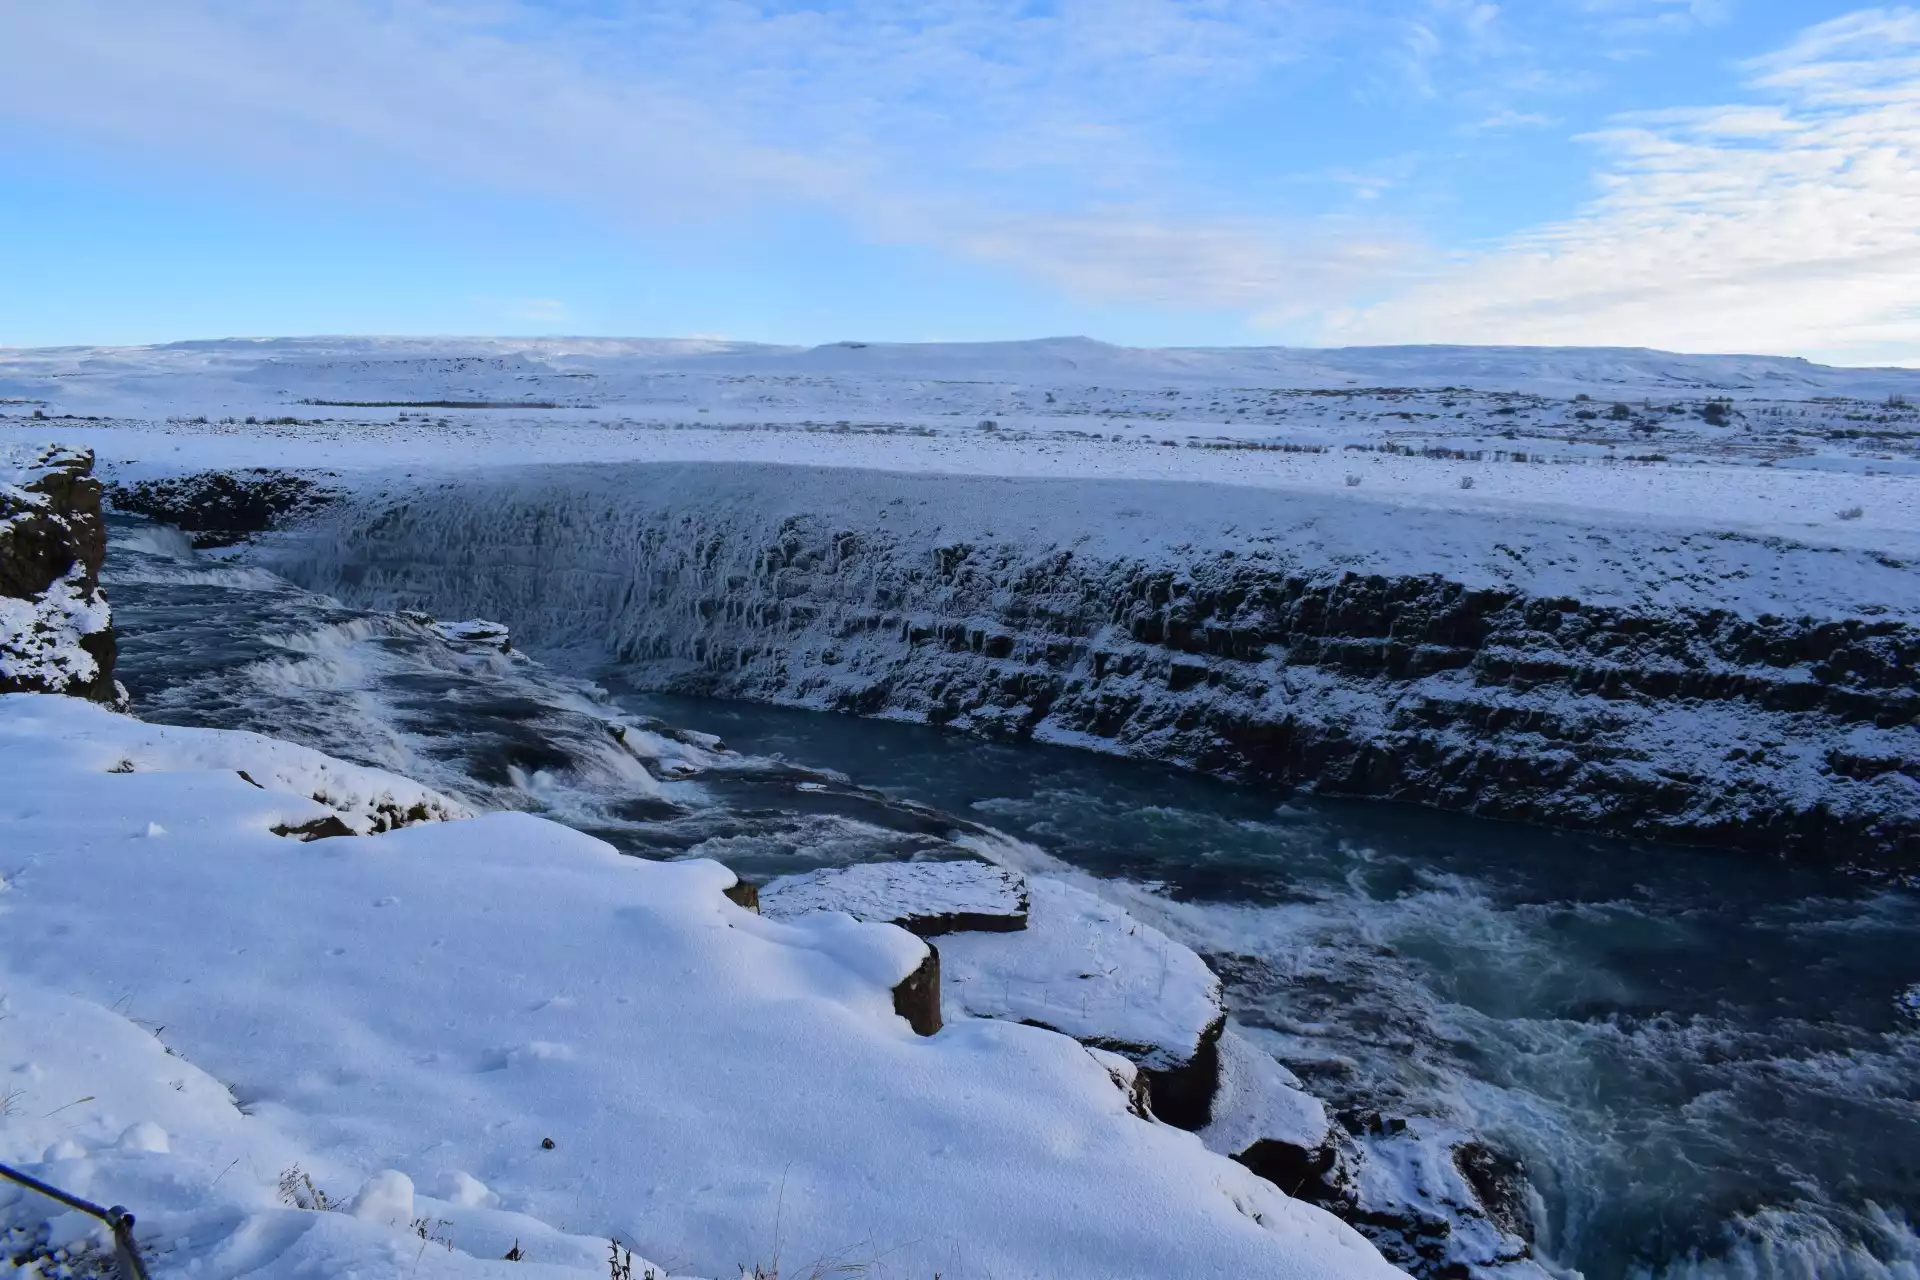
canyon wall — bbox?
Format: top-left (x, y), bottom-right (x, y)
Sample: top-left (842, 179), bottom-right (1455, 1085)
top-left (263, 462), bottom-right (1919, 870)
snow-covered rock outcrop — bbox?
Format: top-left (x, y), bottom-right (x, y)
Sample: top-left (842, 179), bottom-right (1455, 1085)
top-left (0, 693), bottom-right (1404, 1280)
top-left (762, 859), bottom-right (1030, 935)
top-left (939, 876), bottom-right (1228, 1127)
top-left (1, 444), bottom-right (116, 701)
top-left (764, 862), bottom-right (1226, 1126)
top-left (274, 462), bottom-right (1920, 871)
top-left (756, 857), bottom-right (1549, 1277)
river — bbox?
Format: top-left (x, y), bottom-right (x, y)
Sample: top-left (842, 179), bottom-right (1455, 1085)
top-left (104, 516), bottom-right (1920, 1280)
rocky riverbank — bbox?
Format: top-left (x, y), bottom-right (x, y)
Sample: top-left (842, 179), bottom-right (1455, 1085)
top-left (1, 444), bottom-right (117, 700)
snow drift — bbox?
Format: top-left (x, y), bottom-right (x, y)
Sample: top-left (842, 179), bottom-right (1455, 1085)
top-left (0, 693), bottom-right (1403, 1280)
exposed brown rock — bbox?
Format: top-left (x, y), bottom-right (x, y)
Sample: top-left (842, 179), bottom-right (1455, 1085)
top-left (1130, 1014), bottom-right (1224, 1131)
top-left (1232, 1136), bottom-right (1351, 1208)
top-left (271, 815), bottom-right (357, 842)
top-left (1, 445), bottom-right (117, 702)
top-left (891, 944), bottom-right (942, 1036)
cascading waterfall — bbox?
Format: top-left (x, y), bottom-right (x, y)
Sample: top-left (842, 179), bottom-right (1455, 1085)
top-left (263, 461), bottom-right (1920, 870)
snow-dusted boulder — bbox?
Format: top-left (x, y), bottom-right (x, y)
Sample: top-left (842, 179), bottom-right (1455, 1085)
top-left (760, 859), bottom-right (1030, 936)
top-left (403, 610), bottom-right (513, 652)
top-left (939, 875), bottom-right (1228, 1128)
top-left (1, 445), bottom-right (116, 702)
top-left (1343, 1121), bottom-right (1544, 1278)
top-left (433, 618), bottom-right (512, 651)
top-left (1202, 1028), bottom-right (1336, 1184)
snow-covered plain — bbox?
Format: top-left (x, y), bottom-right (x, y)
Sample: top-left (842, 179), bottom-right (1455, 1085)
top-left (3, 335), bottom-right (1918, 558)
top-left (0, 694), bottom-right (1404, 1279)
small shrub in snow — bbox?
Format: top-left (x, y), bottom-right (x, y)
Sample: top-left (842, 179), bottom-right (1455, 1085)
top-left (1344, 474), bottom-right (1362, 487)
top-left (277, 1166), bottom-right (335, 1211)
top-left (412, 1218), bottom-right (455, 1254)
top-left (1837, 505), bottom-right (1865, 521)
top-left (608, 1239), bottom-right (663, 1279)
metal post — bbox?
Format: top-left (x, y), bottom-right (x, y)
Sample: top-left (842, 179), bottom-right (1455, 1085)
top-left (0, 1161), bottom-right (152, 1280)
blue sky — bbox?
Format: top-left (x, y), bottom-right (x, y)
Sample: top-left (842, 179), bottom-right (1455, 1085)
top-left (2, 1), bottom-right (1916, 362)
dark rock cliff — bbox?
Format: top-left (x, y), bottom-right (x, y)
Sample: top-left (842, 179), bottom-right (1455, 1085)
top-left (109, 468), bottom-right (339, 548)
top-left (1, 445), bottom-right (117, 700)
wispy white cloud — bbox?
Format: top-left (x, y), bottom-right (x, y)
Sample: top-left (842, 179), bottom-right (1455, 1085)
top-left (1, 1), bottom-right (1372, 312)
top-left (0, 1), bottom-right (1336, 209)
top-left (1575, 0), bottom-right (1733, 43)
top-left (0, 3), bottom-right (853, 217)
top-left (10, 0), bottom-right (1883, 356)
top-left (1328, 7), bottom-right (1920, 362)
top-left (947, 209), bottom-right (1419, 310)
top-left (1472, 109), bottom-right (1560, 131)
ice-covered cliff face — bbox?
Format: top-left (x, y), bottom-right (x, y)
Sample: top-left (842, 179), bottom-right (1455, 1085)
top-left (1, 444), bottom-right (116, 700)
top-left (269, 462), bottom-right (1920, 871)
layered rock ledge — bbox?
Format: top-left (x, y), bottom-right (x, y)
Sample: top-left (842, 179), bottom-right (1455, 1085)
top-left (1, 445), bottom-right (116, 700)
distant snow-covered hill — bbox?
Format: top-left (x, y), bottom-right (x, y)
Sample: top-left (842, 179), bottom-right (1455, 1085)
top-left (6, 334), bottom-right (1920, 414)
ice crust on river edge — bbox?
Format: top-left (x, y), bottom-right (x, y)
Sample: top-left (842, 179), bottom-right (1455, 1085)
top-left (0, 693), bottom-right (1403, 1279)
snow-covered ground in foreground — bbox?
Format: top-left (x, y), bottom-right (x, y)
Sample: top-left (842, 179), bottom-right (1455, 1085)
top-left (3, 335), bottom-right (1917, 559)
top-left (0, 693), bottom-right (1403, 1280)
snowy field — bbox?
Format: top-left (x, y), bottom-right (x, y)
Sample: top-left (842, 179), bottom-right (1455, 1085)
top-left (3, 336), bottom-right (1918, 561)
top-left (0, 694), bottom-right (1400, 1279)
